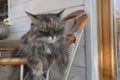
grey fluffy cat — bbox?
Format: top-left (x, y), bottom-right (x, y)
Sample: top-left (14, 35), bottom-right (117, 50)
top-left (10, 10), bottom-right (69, 80)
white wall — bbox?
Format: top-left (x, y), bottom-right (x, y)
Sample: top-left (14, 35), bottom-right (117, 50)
top-left (2, 0), bottom-right (87, 80)
top-left (7, 0), bottom-right (85, 40)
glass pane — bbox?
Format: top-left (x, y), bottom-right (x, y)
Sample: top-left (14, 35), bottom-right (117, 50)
top-left (113, 0), bottom-right (120, 79)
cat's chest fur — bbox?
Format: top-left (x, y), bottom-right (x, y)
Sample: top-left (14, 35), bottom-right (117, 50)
top-left (46, 37), bottom-right (62, 54)
top-left (42, 40), bottom-right (64, 55)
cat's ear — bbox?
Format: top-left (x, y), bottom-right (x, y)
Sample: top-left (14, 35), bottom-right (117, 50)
top-left (56, 9), bottom-right (65, 17)
top-left (25, 11), bottom-right (38, 22)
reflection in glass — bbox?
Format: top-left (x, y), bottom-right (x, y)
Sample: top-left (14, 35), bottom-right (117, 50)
top-left (114, 0), bottom-right (120, 79)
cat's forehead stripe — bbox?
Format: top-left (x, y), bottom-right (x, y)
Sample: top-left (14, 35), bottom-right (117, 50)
top-left (47, 23), bottom-right (55, 28)
top-left (46, 18), bottom-right (56, 28)
top-left (46, 22), bottom-right (52, 28)
top-left (39, 15), bottom-right (58, 28)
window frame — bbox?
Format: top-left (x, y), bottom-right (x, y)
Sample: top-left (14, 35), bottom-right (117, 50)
top-left (85, 0), bottom-right (99, 80)
top-left (7, 0), bottom-right (11, 25)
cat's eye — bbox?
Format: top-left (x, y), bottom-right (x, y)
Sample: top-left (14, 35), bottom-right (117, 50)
top-left (54, 27), bottom-right (62, 31)
top-left (39, 27), bottom-right (49, 32)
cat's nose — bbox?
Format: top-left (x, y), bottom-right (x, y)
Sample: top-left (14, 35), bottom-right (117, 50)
top-left (51, 35), bottom-right (54, 38)
top-left (50, 31), bottom-right (55, 38)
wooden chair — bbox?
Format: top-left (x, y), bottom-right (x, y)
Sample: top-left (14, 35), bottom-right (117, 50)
top-left (0, 10), bottom-right (88, 80)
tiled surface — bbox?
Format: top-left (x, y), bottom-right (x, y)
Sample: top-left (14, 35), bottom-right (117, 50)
top-left (0, 66), bottom-right (13, 80)
top-left (72, 50), bottom-right (86, 67)
top-left (68, 66), bottom-right (86, 80)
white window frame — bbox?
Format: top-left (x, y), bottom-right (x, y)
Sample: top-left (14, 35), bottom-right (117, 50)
top-left (7, 0), bottom-right (11, 25)
top-left (85, 0), bottom-right (99, 80)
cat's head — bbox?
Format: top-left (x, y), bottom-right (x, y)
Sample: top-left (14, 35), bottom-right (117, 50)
top-left (25, 10), bottom-right (65, 44)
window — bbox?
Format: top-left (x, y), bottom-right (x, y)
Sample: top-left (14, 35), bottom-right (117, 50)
top-left (113, 0), bottom-right (120, 79)
top-left (0, 0), bottom-right (9, 24)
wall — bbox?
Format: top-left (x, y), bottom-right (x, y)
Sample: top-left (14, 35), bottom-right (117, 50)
top-left (1, 0), bottom-right (86, 80)
top-left (7, 0), bottom-right (85, 40)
